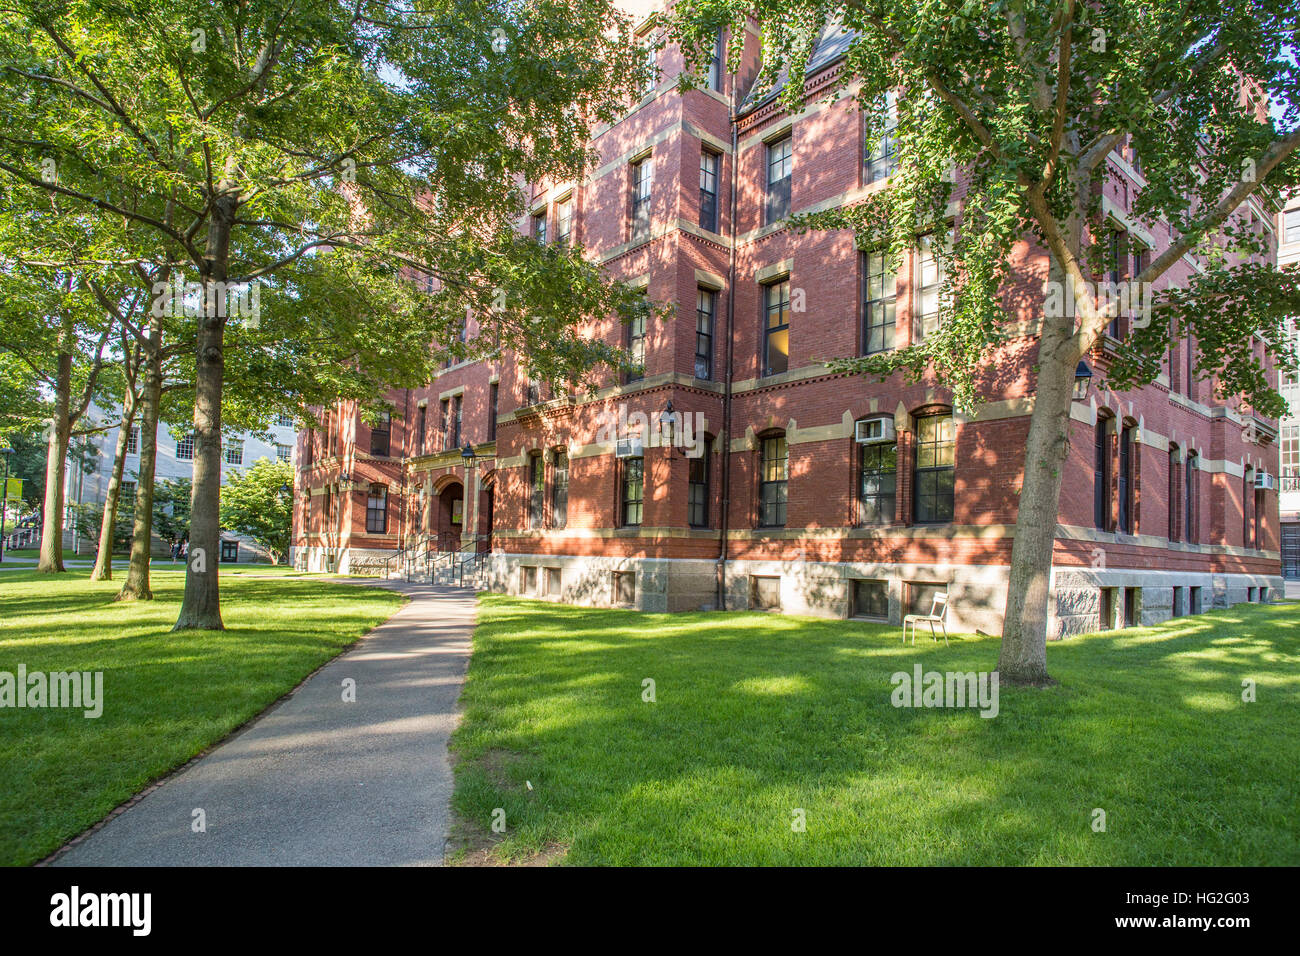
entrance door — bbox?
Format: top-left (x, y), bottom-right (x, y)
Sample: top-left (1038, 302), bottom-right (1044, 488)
top-left (1282, 523), bottom-right (1300, 579)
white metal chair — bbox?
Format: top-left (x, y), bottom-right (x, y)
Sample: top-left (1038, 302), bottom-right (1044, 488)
top-left (903, 592), bottom-right (949, 646)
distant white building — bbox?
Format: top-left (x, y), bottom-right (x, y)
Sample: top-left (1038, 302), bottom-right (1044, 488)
top-left (1278, 193), bottom-right (1300, 578)
top-left (64, 405), bottom-right (298, 563)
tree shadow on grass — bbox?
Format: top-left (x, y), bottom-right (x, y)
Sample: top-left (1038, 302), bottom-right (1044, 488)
top-left (453, 598), bottom-right (1300, 865)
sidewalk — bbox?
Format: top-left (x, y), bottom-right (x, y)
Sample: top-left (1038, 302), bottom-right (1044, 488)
top-left (48, 581), bottom-right (475, 866)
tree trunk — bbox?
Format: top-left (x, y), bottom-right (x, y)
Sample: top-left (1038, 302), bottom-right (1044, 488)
top-left (89, 393), bottom-right (137, 581)
top-left (36, 351), bottom-right (72, 573)
top-left (174, 199), bottom-right (234, 631)
top-left (118, 342), bottom-right (162, 602)
top-left (998, 319), bottom-right (1079, 685)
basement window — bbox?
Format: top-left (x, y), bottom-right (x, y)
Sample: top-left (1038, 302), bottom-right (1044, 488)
top-left (851, 579), bottom-right (888, 620)
top-left (1123, 587), bottom-right (1139, 628)
top-left (523, 566), bottom-right (538, 594)
top-left (613, 571), bottom-right (635, 606)
top-left (750, 575), bottom-right (781, 611)
top-left (1099, 587), bottom-right (1116, 630)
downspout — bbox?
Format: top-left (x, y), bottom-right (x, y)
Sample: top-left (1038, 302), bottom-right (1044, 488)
top-left (716, 81), bottom-right (740, 612)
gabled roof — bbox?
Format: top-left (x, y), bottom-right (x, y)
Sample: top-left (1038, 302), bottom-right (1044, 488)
top-left (738, 20), bottom-right (857, 117)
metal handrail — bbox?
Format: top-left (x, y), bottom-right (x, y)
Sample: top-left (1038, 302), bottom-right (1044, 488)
top-left (456, 547), bottom-right (489, 588)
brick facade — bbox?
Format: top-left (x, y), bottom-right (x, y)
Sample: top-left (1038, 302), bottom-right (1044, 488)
top-left (292, 12), bottom-right (1283, 634)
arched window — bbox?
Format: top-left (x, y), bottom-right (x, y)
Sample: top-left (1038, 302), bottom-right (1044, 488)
top-left (1185, 451), bottom-right (1198, 544)
top-left (1167, 445), bottom-right (1180, 542)
top-left (1118, 423), bottom-right (1135, 534)
top-left (914, 413), bottom-right (955, 523)
top-left (1094, 414), bottom-right (1111, 530)
top-left (366, 484), bottom-right (388, 533)
top-left (759, 433), bottom-right (788, 527)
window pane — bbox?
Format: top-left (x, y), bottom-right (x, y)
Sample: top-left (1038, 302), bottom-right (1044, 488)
top-left (913, 414), bottom-right (955, 523)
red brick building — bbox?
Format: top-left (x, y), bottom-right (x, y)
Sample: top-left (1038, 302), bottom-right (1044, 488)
top-left (292, 13), bottom-right (1283, 635)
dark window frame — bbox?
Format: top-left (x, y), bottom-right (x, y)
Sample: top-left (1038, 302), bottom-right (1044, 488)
top-left (551, 450), bottom-right (569, 530)
top-left (913, 413), bottom-right (955, 524)
top-left (688, 451), bottom-right (709, 528)
top-left (366, 483), bottom-right (388, 533)
top-left (1118, 423), bottom-right (1134, 534)
top-left (630, 156), bottom-right (653, 238)
top-left (858, 438), bottom-right (898, 526)
top-left (706, 29), bottom-right (724, 91)
top-left (765, 135), bottom-right (792, 224)
top-left (758, 434), bottom-right (789, 528)
top-left (1244, 466), bottom-right (1253, 547)
top-left (695, 287), bottom-right (715, 379)
top-left (625, 297), bottom-right (648, 382)
top-left (621, 455), bottom-right (644, 527)
top-left (370, 410), bottom-right (391, 457)
top-left (762, 279), bottom-right (790, 377)
top-left (699, 149), bottom-right (719, 232)
top-left (1094, 416), bottom-right (1111, 531)
top-left (529, 452), bottom-right (545, 530)
top-left (1168, 446), bottom-right (1181, 542)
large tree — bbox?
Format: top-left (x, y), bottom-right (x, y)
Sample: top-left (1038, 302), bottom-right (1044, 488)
top-left (668, 0), bottom-right (1300, 683)
top-left (0, 0), bottom-right (649, 628)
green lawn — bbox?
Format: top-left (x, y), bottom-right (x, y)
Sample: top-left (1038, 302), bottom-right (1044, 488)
top-left (451, 596), bottom-right (1300, 865)
top-left (0, 567), bottom-right (405, 865)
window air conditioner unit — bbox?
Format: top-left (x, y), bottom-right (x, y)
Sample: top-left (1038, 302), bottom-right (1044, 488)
top-left (1255, 471), bottom-right (1275, 491)
top-left (615, 436), bottom-right (644, 458)
top-left (854, 418), bottom-right (896, 444)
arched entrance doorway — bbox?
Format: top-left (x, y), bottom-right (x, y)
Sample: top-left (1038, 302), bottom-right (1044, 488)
top-left (435, 480), bottom-right (464, 551)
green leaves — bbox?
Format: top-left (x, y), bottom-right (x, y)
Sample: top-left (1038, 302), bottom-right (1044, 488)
top-left (669, 1), bottom-right (1300, 416)
top-left (218, 458), bottom-right (291, 562)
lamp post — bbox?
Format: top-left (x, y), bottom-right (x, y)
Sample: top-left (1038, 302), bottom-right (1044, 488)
top-left (1072, 360), bottom-right (1093, 402)
top-left (0, 444), bottom-right (12, 563)
top-left (461, 442), bottom-right (489, 551)
top-left (658, 399), bottom-right (679, 462)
